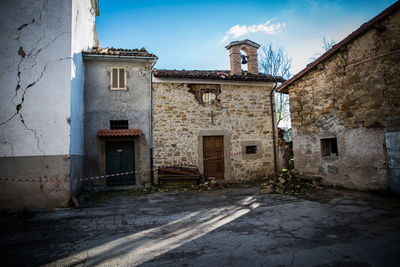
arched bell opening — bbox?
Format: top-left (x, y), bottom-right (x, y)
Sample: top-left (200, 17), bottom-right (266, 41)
top-left (240, 48), bottom-right (248, 72)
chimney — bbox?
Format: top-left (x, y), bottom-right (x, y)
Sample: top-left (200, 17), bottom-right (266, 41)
top-left (225, 39), bottom-right (260, 75)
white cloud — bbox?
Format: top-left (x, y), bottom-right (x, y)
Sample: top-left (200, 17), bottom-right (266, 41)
top-left (221, 20), bottom-right (286, 43)
top-left (220, 35), bottom-right (228, 43)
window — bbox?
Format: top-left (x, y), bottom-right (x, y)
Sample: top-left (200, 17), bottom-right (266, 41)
top-left (245, 145), bottom-right (257, 154)
top-left (110, 120), bottom-right (129, 129)
top-left (201, 91), bottom-right (216, 104)
top-left (321, 138), bottom-right (338, 156)
top-left (110, 67), bottom-right (126, 90)
top-left (241, 140), bottom-right (262, 160)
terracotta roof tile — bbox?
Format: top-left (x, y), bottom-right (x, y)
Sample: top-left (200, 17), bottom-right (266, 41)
top-left (153, 69), bottom-right (285, 83)
top-left (97, 129), bottom-right (142, 137)
top-left (84, 47), bottom-right (156, 58)
top-left (277, 1), bottom-right (400, 93)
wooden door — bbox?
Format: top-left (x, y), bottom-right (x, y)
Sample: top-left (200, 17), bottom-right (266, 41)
top-left (106, 141), bottom-right (135, 186)
top-left (203, 136), bottom-right (224, 180)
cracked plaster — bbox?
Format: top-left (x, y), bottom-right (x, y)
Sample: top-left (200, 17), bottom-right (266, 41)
top-left (0, 0), bottom-right (98, 209)
top-left (0, 0), bottom-right (72, 157)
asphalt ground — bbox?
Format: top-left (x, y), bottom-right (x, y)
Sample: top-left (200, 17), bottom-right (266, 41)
top-left (1, 186), bottom-right (400, 266)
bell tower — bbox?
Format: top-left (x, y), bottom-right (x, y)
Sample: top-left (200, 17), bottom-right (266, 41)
top-left (225, 39), bottom-right (260, 75)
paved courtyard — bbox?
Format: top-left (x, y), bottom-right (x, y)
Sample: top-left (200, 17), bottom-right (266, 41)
top-left (1, 186), bottom-right (400, 266)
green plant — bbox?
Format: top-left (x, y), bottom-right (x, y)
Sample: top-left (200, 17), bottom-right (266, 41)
top-left (288, 157), bottom-right (294, 170)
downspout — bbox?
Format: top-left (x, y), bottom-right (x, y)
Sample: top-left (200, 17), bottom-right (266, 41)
top-left (270, 84), bottom-right (278, 173)
top-left (149, 59), bottom-right (157, 185)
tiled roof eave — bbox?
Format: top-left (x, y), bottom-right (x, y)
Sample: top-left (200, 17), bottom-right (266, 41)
top-left (154, 75), bottom-right (281, 83)
top-left (97, 129), bottom-right (142, 137)
top-left (83, 53), bottom-right (157, 60)
top-left (83, 47), bottom-right (157, 59)
top-left (153, 70), bottom-right (285, 83)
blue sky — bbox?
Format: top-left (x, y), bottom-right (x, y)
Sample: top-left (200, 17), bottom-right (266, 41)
top-left (96, 0), bottom-right (397, 74)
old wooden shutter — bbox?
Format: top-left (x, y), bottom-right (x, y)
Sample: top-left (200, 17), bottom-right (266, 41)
top-left (119, 68), bottom-right (125, 88)
top-left (112, 68), bottom-right (118, 88)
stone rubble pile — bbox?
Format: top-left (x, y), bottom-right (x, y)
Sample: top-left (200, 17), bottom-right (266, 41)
top-left (196, 179), bottom-right (232, 191)
top-left (260, 169), bottom-right (323, 195)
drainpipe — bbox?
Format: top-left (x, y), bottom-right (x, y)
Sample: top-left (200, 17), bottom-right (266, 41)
top-left (149, 59), bottom-right (157, 185)
top-left (270, 84), bottom-right (278, 173)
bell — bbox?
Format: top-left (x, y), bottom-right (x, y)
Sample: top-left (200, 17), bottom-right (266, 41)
top-left (241, 55), bottom-right (247, 64)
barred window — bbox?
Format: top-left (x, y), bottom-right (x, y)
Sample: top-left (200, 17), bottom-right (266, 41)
top-left (110, 120), bottom-right (129, 129)
top-left (202, 91), bottom-right (216, 104)
top-left (245, 145), bottom-right (257, 154)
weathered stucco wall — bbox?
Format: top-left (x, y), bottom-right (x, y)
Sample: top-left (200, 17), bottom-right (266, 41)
top-left (70, 0), bottom-right (98, 194)
top-left (0, 0), bottom-right (72, 157)
top-left (152, 82), bottom-right (277, 182)
top-left (287, 8), bottom-right (400, 190)
top-left (0, 0), bottom-right (72, 209)
top-left (70, 0), bottom-right (97, 156)
top-left (83, 59), bottom-right (153, 186)
top-left (0, 0), bottom-right (97, 209)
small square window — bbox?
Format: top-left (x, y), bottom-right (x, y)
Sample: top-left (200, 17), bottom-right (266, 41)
top-left (110, 67), bottom-right (126, 90)
top-left (110, 120), bottom-right (128, 129)
top-left (241, 141), bottom-right (262, 159)
top-left (246, 145), bottom-right (257, 154)
top-left (321, 138), bottom-right (338, 156)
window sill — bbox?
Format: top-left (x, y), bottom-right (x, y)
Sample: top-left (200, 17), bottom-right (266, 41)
top-left (321, 155), bottom-right (339, 160)
top-left (242, 153), bottom-right (263, 160)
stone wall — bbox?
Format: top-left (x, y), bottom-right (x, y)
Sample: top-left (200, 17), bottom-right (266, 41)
top-left (287, 8), bottom-right (400, 190)
top-left (152, 82), bottom-right (277, 182)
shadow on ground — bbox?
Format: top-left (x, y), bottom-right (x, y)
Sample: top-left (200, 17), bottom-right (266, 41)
top-left (1, 187), bottom-right (400, 266)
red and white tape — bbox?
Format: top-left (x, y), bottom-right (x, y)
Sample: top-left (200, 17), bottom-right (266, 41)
top-left (0, 151), bottom-right (242, 183)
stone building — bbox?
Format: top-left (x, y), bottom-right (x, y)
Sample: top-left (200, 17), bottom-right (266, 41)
top-left (277, 1), bottom-right (400, 191)
top-left (152, 40), bottom-right (284, 184)
top-left (82, 48), bottom-right (157, 187)
top-left (0, 0), bottom-right (99, 209)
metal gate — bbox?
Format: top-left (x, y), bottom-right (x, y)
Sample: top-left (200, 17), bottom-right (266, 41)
top-left (106, 141), bottom-right (135, 186)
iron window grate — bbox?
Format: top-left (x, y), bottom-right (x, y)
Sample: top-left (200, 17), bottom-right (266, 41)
top-left (110, 120), bottom-right (129, 130)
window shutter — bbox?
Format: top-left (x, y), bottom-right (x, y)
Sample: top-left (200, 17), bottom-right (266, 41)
top-left (119, 68), bottom-right (125, 88)
top-left (112, 68), bottom-right (118, 88)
